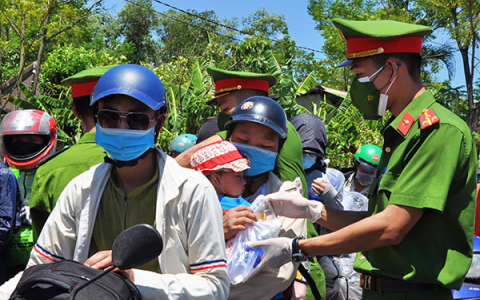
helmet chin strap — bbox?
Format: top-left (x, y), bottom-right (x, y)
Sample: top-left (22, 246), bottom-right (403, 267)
top-left (104, 148), bottom-right (154, 168)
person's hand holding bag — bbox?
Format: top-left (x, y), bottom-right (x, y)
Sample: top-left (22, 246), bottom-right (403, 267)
top-left (266, 186), bottom-right (324, 222)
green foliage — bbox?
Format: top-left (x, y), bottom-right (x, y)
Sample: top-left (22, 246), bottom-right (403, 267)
top-left (241, 8), bottom-right (287, 38)
top-left (1, 44), bottom-right (129, 150)
top-left (16, 82), bottom-right (77, 149)
top-left (39, 44), bottom-right (128, 94)
top-left (118, 0), bottom-right (159, 64)
top-left (156, 9), bottom-right (228, 64)
top-left (2, 1), bottom-right (473, 167)
top-left (310, 90), bottom-right (384, 168)
top-left (150, 60), bottom-right (217, 151)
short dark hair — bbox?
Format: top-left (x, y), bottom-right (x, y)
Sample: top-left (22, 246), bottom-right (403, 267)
top-left (73, 96), bottom-right (95, 121)
top-left (231, 89), bottom-right (268, 104)
top-left (371, 53), bottom-right (422, 83)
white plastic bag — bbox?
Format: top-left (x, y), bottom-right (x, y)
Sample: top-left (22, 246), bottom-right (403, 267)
top-left (320, 254), bottom-right (363, 300)
top-left (225, 195), bottom-right (282, 285)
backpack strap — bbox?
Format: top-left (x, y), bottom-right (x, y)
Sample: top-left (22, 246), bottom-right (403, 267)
top-left (299, 263), bottom-right (322, 299)
top-left (16, 269), bottom-right (77, 294)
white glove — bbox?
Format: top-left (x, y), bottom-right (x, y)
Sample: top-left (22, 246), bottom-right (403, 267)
top-left (266, 189), bottom-right (323, 222)
top-left (279, 177), bottom-right (304, 195)
top-left (245, 237), bottom-right (294, 279)
top-left (312, 177), bottom-right (343, 210)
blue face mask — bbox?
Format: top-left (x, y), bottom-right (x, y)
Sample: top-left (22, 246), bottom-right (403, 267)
top-left (95, 124), bottom-right (155, 162)
top-left (302, 154), bottom-right (317, 170)
top-left (218, 195), bottom-right (251, 211)
top-left (232, 143), bottom-right (278, 177)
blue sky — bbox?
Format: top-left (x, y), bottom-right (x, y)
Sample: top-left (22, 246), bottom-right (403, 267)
top-left (104, 0), bottom-right (471, 88)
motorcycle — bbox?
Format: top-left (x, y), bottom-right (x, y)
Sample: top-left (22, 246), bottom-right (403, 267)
top-left (453, 235), bottom-right (480, 299)
top-left (9, 224), bottom-right (163, 300)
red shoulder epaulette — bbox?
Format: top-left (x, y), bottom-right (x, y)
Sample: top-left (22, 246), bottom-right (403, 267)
top-left (397, 111), bottom-right (414, 136)
top-left (419, 108), bottom-right (440, 129)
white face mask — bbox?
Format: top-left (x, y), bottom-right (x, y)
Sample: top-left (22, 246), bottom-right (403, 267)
top-left (357, 64), bottom-right (386, 83)
top-left (378, 68), bottom-right (398, 116)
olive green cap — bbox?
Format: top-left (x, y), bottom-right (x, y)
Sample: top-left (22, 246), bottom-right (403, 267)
top-left (332, 19), bottom-right (432, 40)
top-left (207, 66), bottom-right (276, 94)
top-left (61, 65), bottom-right (116, 98)
top-left (61, 65), bottom-right (116, 87)
top-left (332, 19), bottom-right (433, 67)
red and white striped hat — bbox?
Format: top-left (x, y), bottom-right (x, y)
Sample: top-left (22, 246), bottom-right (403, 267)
top-left (191, 141), bottom-right (250, 175)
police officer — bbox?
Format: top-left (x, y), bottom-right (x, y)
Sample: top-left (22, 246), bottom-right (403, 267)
top-left (247, 19), bottom-right (477, 300)
top-left (29, 66), bottom-right (112, 241)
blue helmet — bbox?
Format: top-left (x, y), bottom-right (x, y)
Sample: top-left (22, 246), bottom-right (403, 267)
top-left (225, 96), bottom-right (288, 139)
top-left (90, 64), bottom-right (166, 110)
top-left (169, 134), bottom-right (197, 153)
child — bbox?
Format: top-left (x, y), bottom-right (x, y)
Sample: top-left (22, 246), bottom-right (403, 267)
top-left (190, 140), bottom-right (250, 213)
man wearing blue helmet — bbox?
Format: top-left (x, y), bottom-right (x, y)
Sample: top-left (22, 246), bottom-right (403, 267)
top-left (4, 65), bottom-right (229, 300)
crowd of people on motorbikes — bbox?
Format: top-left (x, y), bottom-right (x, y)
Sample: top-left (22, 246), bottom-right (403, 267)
top-left (0, 18), bottom-right (477, 300)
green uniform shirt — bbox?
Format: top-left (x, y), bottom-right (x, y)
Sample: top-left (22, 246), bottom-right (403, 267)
top-left (89, 165), bottom-right (160, 273)
top-left (354, 90), bottom-right (477, 290)
top-left (219, 121), bottom-right (308, 197)
top-left (30, 132), bottom-right (106, 241)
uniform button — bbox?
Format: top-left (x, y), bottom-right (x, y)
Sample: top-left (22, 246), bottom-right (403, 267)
top-left (359, 255), bottom-right (366, 260)
top-left (385, 147), bottom-right (391, 153)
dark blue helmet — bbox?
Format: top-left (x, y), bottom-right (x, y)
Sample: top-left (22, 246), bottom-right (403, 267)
top-left (91, 64), bottom-right (166, 110)
top-left (225, 96), bottom-right (287, 139)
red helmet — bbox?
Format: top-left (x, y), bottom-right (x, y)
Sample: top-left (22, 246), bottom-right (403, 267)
top-left (1, 110), bottom-right (57, 170)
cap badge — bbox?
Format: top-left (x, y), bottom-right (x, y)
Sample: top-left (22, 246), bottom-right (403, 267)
top-left (241, 101), bottom-right (254, 110)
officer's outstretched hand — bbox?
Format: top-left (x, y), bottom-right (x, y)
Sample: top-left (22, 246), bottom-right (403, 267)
top-left (245, 237), bottom-right (293, 278)
top-left (266, 189), bottom-right (323, 222)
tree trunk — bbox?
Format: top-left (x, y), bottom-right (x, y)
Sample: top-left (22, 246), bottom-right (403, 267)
top-left (404, 0), bottom-right (409, 22)
top-left (0, 52), bottom-right (3, 91)
top-left (460, 47), bottom-right (477, 131)
top-left (32, 8), bottom-right (52, 95)
top-left (16, 12), bottom-right (26, 99)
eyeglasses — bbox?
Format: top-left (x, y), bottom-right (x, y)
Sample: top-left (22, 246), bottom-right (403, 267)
top-left (97, 109), bottom-right (156, 130)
